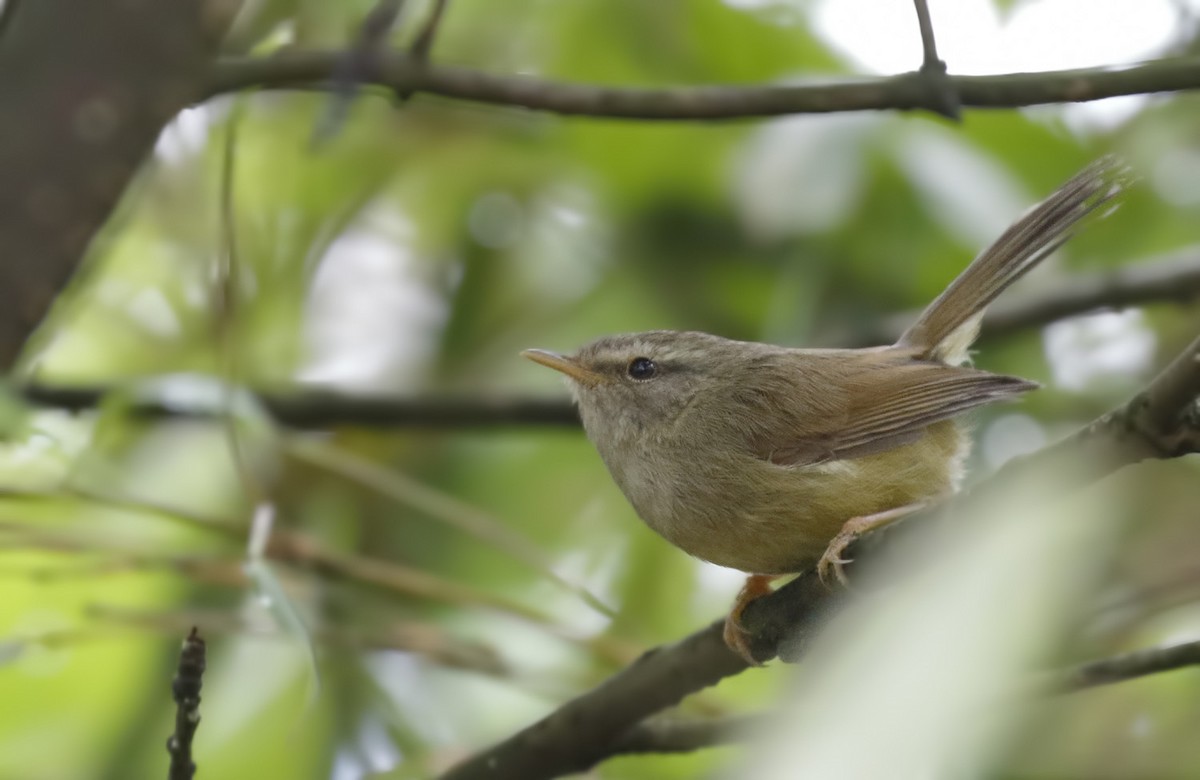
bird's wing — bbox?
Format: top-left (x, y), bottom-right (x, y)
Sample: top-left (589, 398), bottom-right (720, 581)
top-left (735, 351), bottom-right (1036, 467)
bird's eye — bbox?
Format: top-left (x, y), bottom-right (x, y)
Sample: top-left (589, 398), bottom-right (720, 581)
top-left (627, 357), bottom-right (657, 380)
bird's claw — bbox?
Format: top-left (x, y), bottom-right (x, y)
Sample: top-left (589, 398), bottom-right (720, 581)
top-left (722, 612), bottom-right (760, 666)
top-left (722, 573), bottom-right (774, 665)
top-left (817, 534), bottom-right (855, 590)
top-left (817, 503), bottom-right (929, 590)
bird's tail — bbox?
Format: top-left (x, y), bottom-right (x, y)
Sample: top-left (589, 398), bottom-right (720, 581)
top-left (897, 156), bottom-right (1128, 364)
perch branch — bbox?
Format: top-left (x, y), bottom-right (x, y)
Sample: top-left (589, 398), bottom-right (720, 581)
top-left (438, 622), bottom-right (746, 780)
top-left (207, 51), bottom-right (1200, 120)
top-left (559, 637), bottom-right (1200, 760)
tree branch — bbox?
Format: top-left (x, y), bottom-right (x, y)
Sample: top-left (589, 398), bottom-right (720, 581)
top-left (438, 623), bottom-right (746, 780)
top-left (0, 0), bottom-right (233, 369)
top-left (207, 51), bottom-right (1200, 119)
top-left (553, 638), bottom-right (1200, 761)
top-left (16, 385), bottom-right (581, 428)
top-left (1043, 638), bottom-right (1200, 693)
top-left (437, 330), bottom-right (1200, 779)
top-left (16, 251), bottom-right (1200, 428)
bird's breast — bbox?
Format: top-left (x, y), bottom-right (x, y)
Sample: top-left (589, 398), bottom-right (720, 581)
top-left (590, 421), bottom-right (969, 574)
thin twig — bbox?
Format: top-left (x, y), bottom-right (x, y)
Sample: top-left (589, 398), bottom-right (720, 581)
top-left (207, 51), bottom-right (1200, 119)
top-left (0, 515), bottom-right (556, 627)
top-left (410, 0), bottom-right (450, 61)
top-left (610, 714), bottom-right (757, 755)
top-left (313, 0), bottom-right (405, 142)
top-left (909, 0), bottom-right (959, 118)
top-left (215, 98), bottom-right (266, 510)
top-left (1044, 638), bottom-right (1200, 693)
top-left (285, 437), bottom-right (616, 618)
top-left (911, 0), bottom-right (942, 70)
top-left (268, 531), bottom-right (559, 626)
top-left (166, 627), bottom-right (206, 780)
top-left (99, 605), bottom-right (509, 677)
top-left (362, 0), bottom-right (406, 53)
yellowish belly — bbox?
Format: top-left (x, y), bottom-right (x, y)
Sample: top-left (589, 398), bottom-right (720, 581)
top-left (636, 421), bottom-right (968, 574)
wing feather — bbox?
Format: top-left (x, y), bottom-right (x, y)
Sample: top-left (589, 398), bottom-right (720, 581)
top-left (737, 350), bottom-right (1036, 467)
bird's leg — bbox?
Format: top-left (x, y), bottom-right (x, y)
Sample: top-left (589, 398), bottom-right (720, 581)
top-left (722, 573), bottom-right (776, 665)
top-left (817, 502), bottom-right (928, 588)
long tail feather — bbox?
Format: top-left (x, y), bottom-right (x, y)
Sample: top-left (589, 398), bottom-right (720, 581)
top-left (897, 156), bottom-right (1128, 363)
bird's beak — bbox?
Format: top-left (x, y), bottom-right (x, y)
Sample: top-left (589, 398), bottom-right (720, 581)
top-left (521, 349), bottom-right (604, 386)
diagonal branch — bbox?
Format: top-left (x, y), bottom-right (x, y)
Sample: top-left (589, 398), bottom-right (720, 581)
top-left (207, 51), bottom-right (1200, 120)
top-left (437, 331), bottom-right (1200, 780)
top-left (438, 622), bottom-right (746, 780)
top-left (563, 637), bottom-right (1200, 760)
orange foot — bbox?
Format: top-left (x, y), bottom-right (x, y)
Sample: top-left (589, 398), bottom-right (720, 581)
top-left (722, 574), bottom-right (775, 665)
top-left (817, 503), bottom-right (927, 589)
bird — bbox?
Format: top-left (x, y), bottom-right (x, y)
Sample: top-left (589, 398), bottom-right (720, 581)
top-left (522, 157), bottom-right (1126, 663)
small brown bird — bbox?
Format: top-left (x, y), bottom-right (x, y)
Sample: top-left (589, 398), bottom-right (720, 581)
top-left (523, 158), bottom-right (1124, 663)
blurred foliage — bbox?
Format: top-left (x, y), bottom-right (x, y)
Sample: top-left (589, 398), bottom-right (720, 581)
top-left (2, 1), bottom-right (1200, 778)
